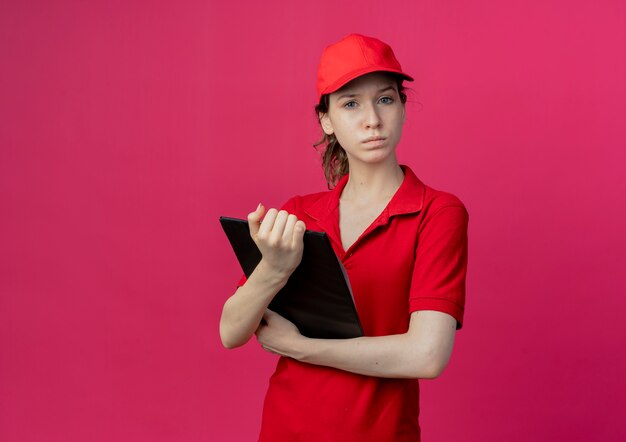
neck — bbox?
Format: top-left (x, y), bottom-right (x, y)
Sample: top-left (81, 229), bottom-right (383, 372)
top-left (341, 158), bottom-right (405, 203)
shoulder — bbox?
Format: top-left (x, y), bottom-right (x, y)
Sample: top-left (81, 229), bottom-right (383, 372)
top-left (424, 185), bottom-right (467, 212)
top-left (278, 189), bottom-right (333, 215)
top-left (397, 165), bottom-right (468, 220)
top-left (420, 182), bottom-right (469, 229)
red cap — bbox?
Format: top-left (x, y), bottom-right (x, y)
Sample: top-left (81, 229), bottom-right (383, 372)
top-left (316, 33), bottom-right (414, 102)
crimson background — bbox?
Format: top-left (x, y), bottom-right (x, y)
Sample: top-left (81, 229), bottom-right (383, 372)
top-left (1, 1), bottom-right (625, 441)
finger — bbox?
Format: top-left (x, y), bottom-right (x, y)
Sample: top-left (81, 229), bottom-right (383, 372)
top-left (269, 210), bottom-right (289, 244)
top-left (291, 220), bottom-right (306, 247)
top-left (258, 208), bottom-right (278, 240)
top-left (281, 214), bottom-right (298, 243)
top-left (263, 308), bottom-right (277, 321)
top-left (247, 203), bottom-right (266, 238)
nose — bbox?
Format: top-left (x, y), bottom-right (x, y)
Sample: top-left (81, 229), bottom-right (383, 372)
top-left (363, 103), bottom-right (382, 129)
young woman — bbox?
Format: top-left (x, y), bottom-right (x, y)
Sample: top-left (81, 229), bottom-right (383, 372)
top-left (220, 33), bottom-right (469, 441)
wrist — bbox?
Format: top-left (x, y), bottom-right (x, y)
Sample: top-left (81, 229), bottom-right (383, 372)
top-left (254, 259), bottom-right (292, 286)
top-left (289, 334), bottom-right (312, 361)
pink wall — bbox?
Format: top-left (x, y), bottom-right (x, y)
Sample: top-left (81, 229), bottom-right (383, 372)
top-left (1, 1), bottom-right (625, 440)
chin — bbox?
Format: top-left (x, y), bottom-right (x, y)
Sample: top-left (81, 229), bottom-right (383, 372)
top-left (356, 151), bottom-right (396, 165)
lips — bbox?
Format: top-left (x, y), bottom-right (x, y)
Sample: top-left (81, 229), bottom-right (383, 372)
top-left (363, 136), bottom-right (386, 143)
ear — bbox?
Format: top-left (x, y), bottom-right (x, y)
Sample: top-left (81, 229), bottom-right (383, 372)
top-left (319, 112), bottom-right (334, 135)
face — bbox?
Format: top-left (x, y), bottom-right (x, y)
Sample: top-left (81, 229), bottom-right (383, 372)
top-left (319, 72), bottom-right (406, 167)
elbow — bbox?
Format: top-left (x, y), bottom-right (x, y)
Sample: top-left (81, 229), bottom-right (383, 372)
top-left (220, 336), bottom-right (238, 350)
top-left (219, 322), bottom-right (245, 350)
top-left (407, 349), bottom-right (451, 379)
top-left (422, 351), bottom-right (452, 379)
top-left (420, 360), bottom-right (448, 379)
top-left (220, 332), bottom-right (246, 350)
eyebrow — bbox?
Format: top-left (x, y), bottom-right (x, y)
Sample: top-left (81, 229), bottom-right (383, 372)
top-left (335, 85), bottom-right (396, 101)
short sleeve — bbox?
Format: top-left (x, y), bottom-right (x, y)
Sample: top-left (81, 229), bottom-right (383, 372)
top-left (409, 203), bottom-right (469, 329)
top-left (234, 196), bottom-right (300, 288)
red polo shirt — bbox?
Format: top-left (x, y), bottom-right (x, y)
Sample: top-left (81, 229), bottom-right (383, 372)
top-left (236, 164), bottom-right (469, 441)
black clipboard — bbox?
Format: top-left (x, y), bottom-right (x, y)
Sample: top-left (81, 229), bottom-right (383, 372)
top-left (219, 217), bottom-right (364, 339)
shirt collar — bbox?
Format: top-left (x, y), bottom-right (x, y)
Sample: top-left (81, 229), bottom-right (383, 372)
top-left (304, 164), bottom-right (425, 222)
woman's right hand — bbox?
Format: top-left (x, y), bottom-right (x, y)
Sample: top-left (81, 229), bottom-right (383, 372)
top-left (219, 203), bottom-right (306, 349)
top-left (247, 203), bottom-right (306, 280)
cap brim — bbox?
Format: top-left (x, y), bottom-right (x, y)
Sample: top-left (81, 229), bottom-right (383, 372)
top-left (319, 66), bottom-right (414, 99)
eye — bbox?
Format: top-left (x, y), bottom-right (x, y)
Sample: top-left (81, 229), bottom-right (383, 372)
top-left (379, 96), bottom-right (394, 104)
top-left (343, 100), bottom-right (357, 109)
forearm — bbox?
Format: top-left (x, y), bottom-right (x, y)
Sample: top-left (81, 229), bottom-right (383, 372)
top-left (290, 333), bottom-right (443, 379)
top-left (219, 261), bottom-right (289, 349)
top-left (257, 310), bottom-right (456, 378)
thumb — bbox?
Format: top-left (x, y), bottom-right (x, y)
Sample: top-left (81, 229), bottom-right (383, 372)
top-left (247, 203), bottom-right (265, 237)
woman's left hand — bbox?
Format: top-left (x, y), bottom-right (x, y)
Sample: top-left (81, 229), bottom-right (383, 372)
top-left (255, 309), bottom-right (305, 358)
